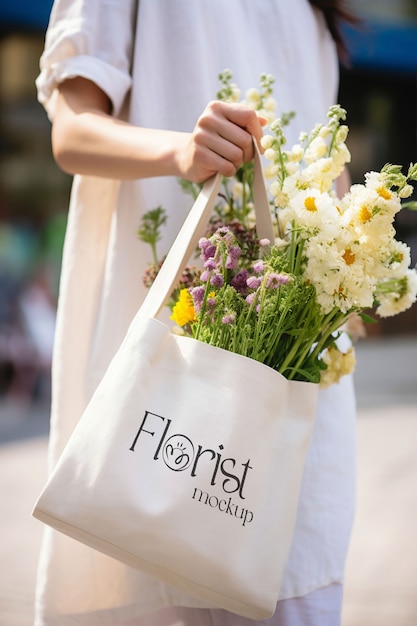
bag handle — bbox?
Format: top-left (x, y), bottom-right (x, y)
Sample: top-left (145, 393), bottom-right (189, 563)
top-left (141, 139), bottom-right (274, 319)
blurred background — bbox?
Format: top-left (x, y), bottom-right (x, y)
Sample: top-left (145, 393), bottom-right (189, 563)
top-left (0, 2), bottom-right (416, 626)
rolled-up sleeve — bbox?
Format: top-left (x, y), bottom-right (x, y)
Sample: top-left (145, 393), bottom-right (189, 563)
top-left (36, 0), bottom-right (136, 119)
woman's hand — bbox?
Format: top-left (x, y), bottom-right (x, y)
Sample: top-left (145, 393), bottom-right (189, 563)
top-left (175, 100), bottom-right (266, 183)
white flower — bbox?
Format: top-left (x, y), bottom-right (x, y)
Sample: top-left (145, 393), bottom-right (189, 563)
top-left (264, 148), bottom-right (277, 161)
top-left (376, 269), bottom-right (417, 317)
top-left (281, 172), bottom-right (300, 199)
top-left (332, 142), bottom-right (351, 167)
top-left (399, 184), bottom-right (414, 199)
top-left (341, 181), bottom-right (401, 240)
top-left (263, 97), bottom-right (277, 112)
top-left (245, 87), bottom-right (261, 105)
top-left (303, 230), bottom-right (378, 313)
top-left (380, 240), bottom-right (411, 277)
top-left (261, 134), bottom-right (274, 150)
top-left (231, 181), bottom-right (250, 201)
top-left (285, 161), bottom-right (300, 176)
top-left (229, 84), bottom-right (241, 102)
top-left (304, 136), bottom-right (328, 164)
top-left (273, 236), bottom-right (288, 248)
top-left (299, 158), bottom-right (342, 192)
top-left (291, 189), bottom-right (340, 232)
top-left (285, 145), bottom-right (303, 162)
top-left (319, 126), bottom-right (331, 139)
top-left (272, 189), bottom-right (289, 209)
top-left (335, 125), bottom-right (349, 143)
top-left (264, 163), bottom-right (280, 179)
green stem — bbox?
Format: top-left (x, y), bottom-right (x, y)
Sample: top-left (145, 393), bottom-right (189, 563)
top-left (273, 296), bottom-right (322, 378)
top-left (293, 237), bottom-right (305, 276)
top-left (287, 224), bottom-right (305, 275)
top-left (309, 309), bottom-right (350, 361)
top-left (151, 241), bottom-right (158, 266)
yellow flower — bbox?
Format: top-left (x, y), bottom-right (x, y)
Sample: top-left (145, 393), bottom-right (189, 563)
top-left (342, 247), bottom-right (355, 265)
top-left (377, 186), bottom-right (391, 200)
top-left (304, 196), bottom-right (318, 212)
top-left (170, 289), bottom-right (196, 327)
top-left (359, 205), bottom-right (372, 223)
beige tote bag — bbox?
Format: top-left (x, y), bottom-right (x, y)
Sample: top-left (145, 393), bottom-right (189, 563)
top-left (33, 145), bottom-right (318, 620)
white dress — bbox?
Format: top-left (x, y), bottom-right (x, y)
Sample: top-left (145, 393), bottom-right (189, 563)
top-left (34, 1), bottom-right (357, 624)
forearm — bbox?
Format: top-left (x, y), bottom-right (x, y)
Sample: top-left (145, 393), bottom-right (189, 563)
top-left (52, 109), bottom-right (189, 180)
top-left (51, 78), bottom-right (187, 180)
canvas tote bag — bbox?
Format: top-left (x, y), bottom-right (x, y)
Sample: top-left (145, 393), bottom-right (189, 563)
top-left (33, 144), bottom-right (318, 620)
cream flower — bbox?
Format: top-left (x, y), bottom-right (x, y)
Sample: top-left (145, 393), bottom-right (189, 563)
top-left (285, 144), bottom-right (304, 162)
top-left (261, 134), bottom-right (274, 150)
top-left (376, 269), bottom-right (417, 317)
top-left (245, 87), bottom-right (261, 105)
top-left (263, 96), bottom-right (277, 112)
top-left (264, 148), bottom-right (278, 162)
top-left (399, 184), bottom-right (414, 199)
top-left (304, 136), bottom-right (328, 164)
top-left (291, 189), bottom-right (340, 233)
top-left (320, 346), bottom-right (356, 388)
top-left (231, 181), bottom-right (250, 201)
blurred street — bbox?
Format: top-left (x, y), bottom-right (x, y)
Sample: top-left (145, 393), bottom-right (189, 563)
top-left (0, 335), bottom-right (416, 626)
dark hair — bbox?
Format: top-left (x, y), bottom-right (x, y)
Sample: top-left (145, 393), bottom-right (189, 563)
top-left (309, 0), bottom-right (359, 65)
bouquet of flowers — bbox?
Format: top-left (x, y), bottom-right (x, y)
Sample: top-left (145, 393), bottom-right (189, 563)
top-left (139, 71), bottom-right (417, 386)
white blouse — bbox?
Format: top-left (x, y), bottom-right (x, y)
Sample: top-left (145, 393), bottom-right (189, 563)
top-left (35, 1), bottom-right (356, 624)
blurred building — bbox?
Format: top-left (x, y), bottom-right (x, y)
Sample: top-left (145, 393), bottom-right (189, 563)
top-left (0, 1), bottom-right (64, 399)
top-left (0, 1), bottom-right (69, 301)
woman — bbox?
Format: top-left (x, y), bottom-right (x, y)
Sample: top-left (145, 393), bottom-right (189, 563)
top-left (34, 1), bottom-right (357, 624)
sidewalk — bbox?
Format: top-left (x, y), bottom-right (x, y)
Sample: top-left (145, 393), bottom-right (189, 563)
top-left (342, 336), bottom-right (417, 626)
top-left (0, 336), bottom-right (416, 626)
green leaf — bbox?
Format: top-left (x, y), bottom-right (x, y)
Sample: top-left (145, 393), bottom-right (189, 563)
top-left (137, 206), bottom-right (168, 265)
top-left (401, 201), bottom-right (417, 211)
top-left (359, 312), bottom-right (378, 325)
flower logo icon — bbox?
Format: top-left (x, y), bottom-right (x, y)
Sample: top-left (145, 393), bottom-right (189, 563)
top-left (162, 435), bottom-right (194, 471)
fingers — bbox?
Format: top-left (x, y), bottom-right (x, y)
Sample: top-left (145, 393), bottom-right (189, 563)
top-left (179, 101), bottom-right (266, 183)
top-left (197, 101), bottom-right (264, 166)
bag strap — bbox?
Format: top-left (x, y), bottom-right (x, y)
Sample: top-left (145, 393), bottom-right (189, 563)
top-left (141, 139), bottom-right (274, 319)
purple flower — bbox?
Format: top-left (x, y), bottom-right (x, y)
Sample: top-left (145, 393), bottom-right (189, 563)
top-left (259, 238), bottom-right (271, 247)
top-left (222, 312), bottom-right (236, 325)
top-left (247, 276), bottom-right (262, 290)
top-left (199, 237), bottom-right (216, 261)
top-left (210, 273), bottom-right (224, 288)
top-left (231, 270), bottom-right (250, 295)
top-left (253, 260), bottom-right (265, 274)
top-left (190, 286), bottom-right (205, 311)
top-left (200, 270), bottom-right (211, 283)
top-left (225, 246), bottom-right (242, 270)
top-left (215, 226), bottom-right (234, 243)
top-left (266, 273), bottom-right (290, 289)
top-left (207, 296), bottom-right (217, 311)
top-left (204, 258), bottom-right (217, 271)
top-left (246, 296), bottom-right (260, 314)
